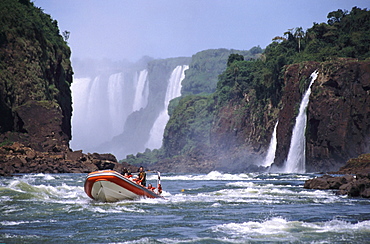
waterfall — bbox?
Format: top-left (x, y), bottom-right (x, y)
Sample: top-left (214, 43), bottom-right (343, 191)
top-left (70, 73), bottom-right (132, 151)
top-left (145, 65), bottom-right (189, 149)
top-left (132, 69), bottom-right (149, 111)
top-left (284, 71), bottom-right (318, 173)
top-left (108, 73), bottom-right (125, 136)
top-left (262, 120), bottom-right (278, 167)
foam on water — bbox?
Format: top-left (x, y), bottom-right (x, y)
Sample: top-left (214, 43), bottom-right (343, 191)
top-left (213, 217), bottom-right (370, 241)
top-left (161, 171), bottom-right (255, 181)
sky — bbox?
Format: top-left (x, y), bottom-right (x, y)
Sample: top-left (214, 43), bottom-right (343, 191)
top-left (33, 0), bottom-right (370, 63)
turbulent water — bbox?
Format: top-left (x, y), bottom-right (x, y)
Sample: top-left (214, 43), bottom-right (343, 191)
top-left (1, 172), bottom-right (370, 243)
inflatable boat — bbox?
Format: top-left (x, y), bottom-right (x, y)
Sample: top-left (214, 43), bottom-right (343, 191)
top-left (84, 170), bottom-right (162, 202)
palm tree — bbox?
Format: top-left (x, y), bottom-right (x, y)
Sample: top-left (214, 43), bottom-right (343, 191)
top-left (294, 27), bottom-right (305, 52)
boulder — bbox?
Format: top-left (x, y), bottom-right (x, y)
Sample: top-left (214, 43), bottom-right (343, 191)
top-left (304, 174), bottom-right (370, 198)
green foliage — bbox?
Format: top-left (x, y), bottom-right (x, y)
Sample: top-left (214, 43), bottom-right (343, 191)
top-left (0, 0), bottom-right (73, 134)
top-left (0, 0), bottom-right (71, 106)
top-left (181, 48), bottom-right (263, 95)
top-left (163, 94), bottom-right (215, 156)
top-left (227, 54), bottom-right (244, 66)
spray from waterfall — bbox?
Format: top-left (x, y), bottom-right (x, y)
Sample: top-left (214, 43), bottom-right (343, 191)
top-left (145, 65), bottom-right (189, 149)
top-left (284, 71), bottom-right (318, 173)
top-left (262, 120), bottom-right (278, 167)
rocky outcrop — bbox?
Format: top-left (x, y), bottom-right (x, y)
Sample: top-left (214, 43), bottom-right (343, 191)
top-left (336, 153), bottom-right (370, 174)
top-left (273, 59), bottom-right (370, 172)
top-left (0, 142), bottom-right (138, 176)
top-left (304, 153), bottom-right (370, 198)
top-left (304, 174), bottom-right (370, 198)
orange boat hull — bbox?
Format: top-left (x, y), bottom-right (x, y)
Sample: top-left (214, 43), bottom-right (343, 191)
top-left (84, 170), bottom-right (162, 202)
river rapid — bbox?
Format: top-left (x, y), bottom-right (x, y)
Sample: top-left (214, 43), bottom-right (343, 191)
top-left (1, 172), bottom-right (370, 243)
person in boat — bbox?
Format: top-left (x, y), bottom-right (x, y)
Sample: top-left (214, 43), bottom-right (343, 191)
top-left (122, 167), bottom-right (132, 178)
top-left (137, 166), bottom-right (147, 187)
top-left (147, 183), bottom-right (155, 192)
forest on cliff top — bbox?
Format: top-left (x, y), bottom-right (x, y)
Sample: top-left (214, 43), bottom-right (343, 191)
top-left (125, 7), bottom-right (370, 167)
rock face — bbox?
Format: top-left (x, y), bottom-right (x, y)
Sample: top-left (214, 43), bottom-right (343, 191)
top-left (306, 60), bottom-right (370, 171)
top-left (273, 59), bottom-right (370, 172)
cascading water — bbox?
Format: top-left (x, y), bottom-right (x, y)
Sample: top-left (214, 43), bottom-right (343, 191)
top-left (71, 72), bottom-right (134, 151)
top-left (284, 71), bottom-right (318, 173)
top-left (108, 73), bottom-right (125, 137)
top-left (145, 65), bottom-right (189, 149)
top-left (262, 120), bottom-right (278, 167)
top-left (132, 69), bottom-right (149, 112)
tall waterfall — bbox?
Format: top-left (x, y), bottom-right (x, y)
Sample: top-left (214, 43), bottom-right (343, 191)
top-left (262, 120), bottom-right (278, 167)
top-left (132, 69), bottom-right (149, 112)
top-left (70, 70), bottom-right (148, 151)
top-left (145, 65), bottom-right (189, 149)
top-left (108, 73), bottom-right (125, 137)
top-left (284, 71), bottom-right (318, 173)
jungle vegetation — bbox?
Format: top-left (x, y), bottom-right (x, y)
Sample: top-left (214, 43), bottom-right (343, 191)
top-left (126, 7), bottom-right (370, 166)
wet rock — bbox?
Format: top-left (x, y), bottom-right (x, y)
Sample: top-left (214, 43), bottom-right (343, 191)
top-left (0, 142), bottom-right (136, 176)
top-left (304, 174), bottom-right (370, 198)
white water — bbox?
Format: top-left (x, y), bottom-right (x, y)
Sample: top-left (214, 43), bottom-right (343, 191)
top-left (132, 69), bottom-right (149, 112)
top-left (262, 120), bottom-right (278, 167)
top-left (2, 172), bottom-right (370, 243)
top-left (145, 65), bottom-right (189, 149)
top-left (284, 71), bottom-right (318, 173)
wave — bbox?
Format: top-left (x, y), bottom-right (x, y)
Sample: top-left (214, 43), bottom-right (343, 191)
top-left (159, 171), bottom-right (256, 181)
top-left (212, 217), bottom-right (370, 242)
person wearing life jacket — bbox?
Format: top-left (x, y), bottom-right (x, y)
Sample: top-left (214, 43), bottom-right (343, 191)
top-left (137, 166), bottom-right (146, 187)
top-left (147, 183), bottom-right (156, 192)
top-left (122, 167), bottom-right (132, 178)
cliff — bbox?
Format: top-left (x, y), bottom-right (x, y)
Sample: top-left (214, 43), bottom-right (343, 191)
top-left (273, 59), bottom-right (370, 172)
top-left (0, 0), bottom-right (72, 152)
top-left (0, 0), bottom-right (122, 175)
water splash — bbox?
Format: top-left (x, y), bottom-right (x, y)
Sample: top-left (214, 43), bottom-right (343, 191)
top-left (262, 121), bottom-right (278, 167)
top-left (145, 65), bottom-right (189, 149)
top-left (284, 71), bottom-right (318, 173)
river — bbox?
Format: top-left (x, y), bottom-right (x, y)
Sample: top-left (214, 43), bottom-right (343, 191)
top-left (1, 172), bottom-right (370, 243)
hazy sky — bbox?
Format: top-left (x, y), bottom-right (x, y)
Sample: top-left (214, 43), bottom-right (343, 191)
top-left (34, 0), bottom-right (369, 62)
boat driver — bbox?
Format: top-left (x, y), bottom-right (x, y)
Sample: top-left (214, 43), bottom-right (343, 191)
top-left (138, 166), bottom-right (147, 187)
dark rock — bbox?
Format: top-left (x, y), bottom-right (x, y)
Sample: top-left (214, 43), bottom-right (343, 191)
top-left (304, 173), bottom-right (370, 198)
top-left (0, 142), bottom-right (136, 176)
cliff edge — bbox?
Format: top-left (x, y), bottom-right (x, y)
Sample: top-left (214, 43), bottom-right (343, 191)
top-left (0, 0), bottom-right (123, 175)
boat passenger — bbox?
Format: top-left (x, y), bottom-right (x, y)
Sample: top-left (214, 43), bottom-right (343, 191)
top-left (122, 167), bottom-right (132, 178)
top-left (147, 183), bottom-right (156, 192)
top-left (137, 166), bottom-right (147, 187)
